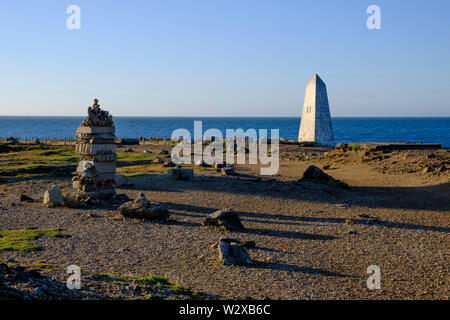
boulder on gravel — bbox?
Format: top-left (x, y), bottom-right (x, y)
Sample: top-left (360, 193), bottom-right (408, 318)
top-left (118, 193), bottom-right (169, 220)
top-left (167, 168), bottom-right (193, 180)
top-left (203, 209), bottom-right (244, 231)
top-left (299, 165), bottom-right (348, 189)
top-left (218, 239), bottom-right (252, 266)
top-left (43, 185), bottom-right (63, 206)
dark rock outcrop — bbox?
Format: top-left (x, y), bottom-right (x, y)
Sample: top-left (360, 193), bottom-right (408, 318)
top-left (299, 165), bottom-right (348, 189)
top-left (203, 209), bottom-right (244, 231)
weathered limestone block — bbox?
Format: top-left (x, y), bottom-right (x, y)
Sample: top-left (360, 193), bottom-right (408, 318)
top-left (43, 185), bottom-right (63, 206)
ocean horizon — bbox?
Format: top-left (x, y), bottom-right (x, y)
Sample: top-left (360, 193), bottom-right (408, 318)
top-left (0, 116), bottom-right (449, 148)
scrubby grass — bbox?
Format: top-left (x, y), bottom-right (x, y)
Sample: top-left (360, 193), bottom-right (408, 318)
top-left (351, 145), bottom-right (361, 152)
top-left (0, 228), bottom-right (66, 252)
top-left (0, 145), bottom-right (78, 181)
top-left (117, 153), bottom-right (160, 161)
top-left (128, 275), bottom-right (172, 287)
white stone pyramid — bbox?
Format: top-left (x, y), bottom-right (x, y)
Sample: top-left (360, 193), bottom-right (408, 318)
top-left (298, 74), bottom-right (335, 147)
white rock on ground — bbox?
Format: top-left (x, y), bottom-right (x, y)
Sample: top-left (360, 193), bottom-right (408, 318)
top-left (43, 185), bottom-right (63, 206)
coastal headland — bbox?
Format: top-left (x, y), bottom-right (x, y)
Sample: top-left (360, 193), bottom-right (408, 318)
top-left (0, 138), bottom-right (448, 299)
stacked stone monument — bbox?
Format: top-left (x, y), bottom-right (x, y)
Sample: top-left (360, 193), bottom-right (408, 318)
top-left (73, 99), bottom-right (117, 201)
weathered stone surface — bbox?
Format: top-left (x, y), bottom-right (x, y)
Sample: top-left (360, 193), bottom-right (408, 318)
top-left (43, 185), bottom-right (63, 206)
top-left (218, 240), bottom-right (252, 266)
top-left (203, 209), bottom-right (244, 231)
top-left (167, 168), bottom-right (193, 180)
top-left (298, 74), bottom-right (335, 147)
top-left (299, 165), bottom-right (348, 189)
top-left (118, 193), bottom-right (169, 220)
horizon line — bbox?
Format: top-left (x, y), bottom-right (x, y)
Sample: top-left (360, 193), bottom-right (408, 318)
top-left (0, 115), bottom-right (450, 119)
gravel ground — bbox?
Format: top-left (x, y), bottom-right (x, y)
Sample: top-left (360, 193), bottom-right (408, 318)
top-left (0, 146), bottom-right (449, 300)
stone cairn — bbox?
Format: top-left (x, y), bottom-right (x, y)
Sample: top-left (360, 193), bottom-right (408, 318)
top-left (72, 99), bottom-right (117, 201)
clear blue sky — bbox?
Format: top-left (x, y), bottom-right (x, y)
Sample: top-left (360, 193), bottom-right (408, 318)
top-left (0, 0), bottom-right (449, 117)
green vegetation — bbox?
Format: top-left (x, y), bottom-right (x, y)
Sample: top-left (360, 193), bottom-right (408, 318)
top-left (0, 228), bottom-right (66, 252)
top-left (117, 153), bottom-right (159, 161)
top-left (351, 144), bottom-right (361, 152)
top-left (0, 145), bottom-right (78, 182)
top-left (24, 261), bottom-right (63, 272)
top-left (128, 275), bottom-right (171, 287)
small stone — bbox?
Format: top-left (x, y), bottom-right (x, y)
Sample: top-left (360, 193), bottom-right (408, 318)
top-left (20, 194), bottom-right (35, 203)
top-left (345, 219), bottom-right (355, 225)
top-left (43, 185), bottom-right (63, 206)
top-left (422, 167), bottom-right (432, 173)
top-left (218, 241), bottom-right (252, 266)
top-left (167, 168), bottom-right (193, 180)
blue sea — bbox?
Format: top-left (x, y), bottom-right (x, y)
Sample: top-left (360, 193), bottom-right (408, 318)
top-left (0, 117), bottom-right (449, 148)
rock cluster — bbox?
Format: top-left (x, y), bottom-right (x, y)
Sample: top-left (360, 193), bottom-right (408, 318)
top-left (72, 99), bottom-right (117, 201)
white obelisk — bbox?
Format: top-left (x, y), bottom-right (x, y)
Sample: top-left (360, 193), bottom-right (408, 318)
top-left (298, 74), bottom-right (335, 147)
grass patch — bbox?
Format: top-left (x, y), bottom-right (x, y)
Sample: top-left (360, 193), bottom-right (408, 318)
top-left (117, 153), bottom-right (159, 161)
top-left (351, 145), bottom-right (361, 152)
top-left (128, 275), bottom-right (172, 287)
top-left (0, 228), bottom-right (67, 252)
top-left (24, 261), bottom-right (63, 271)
